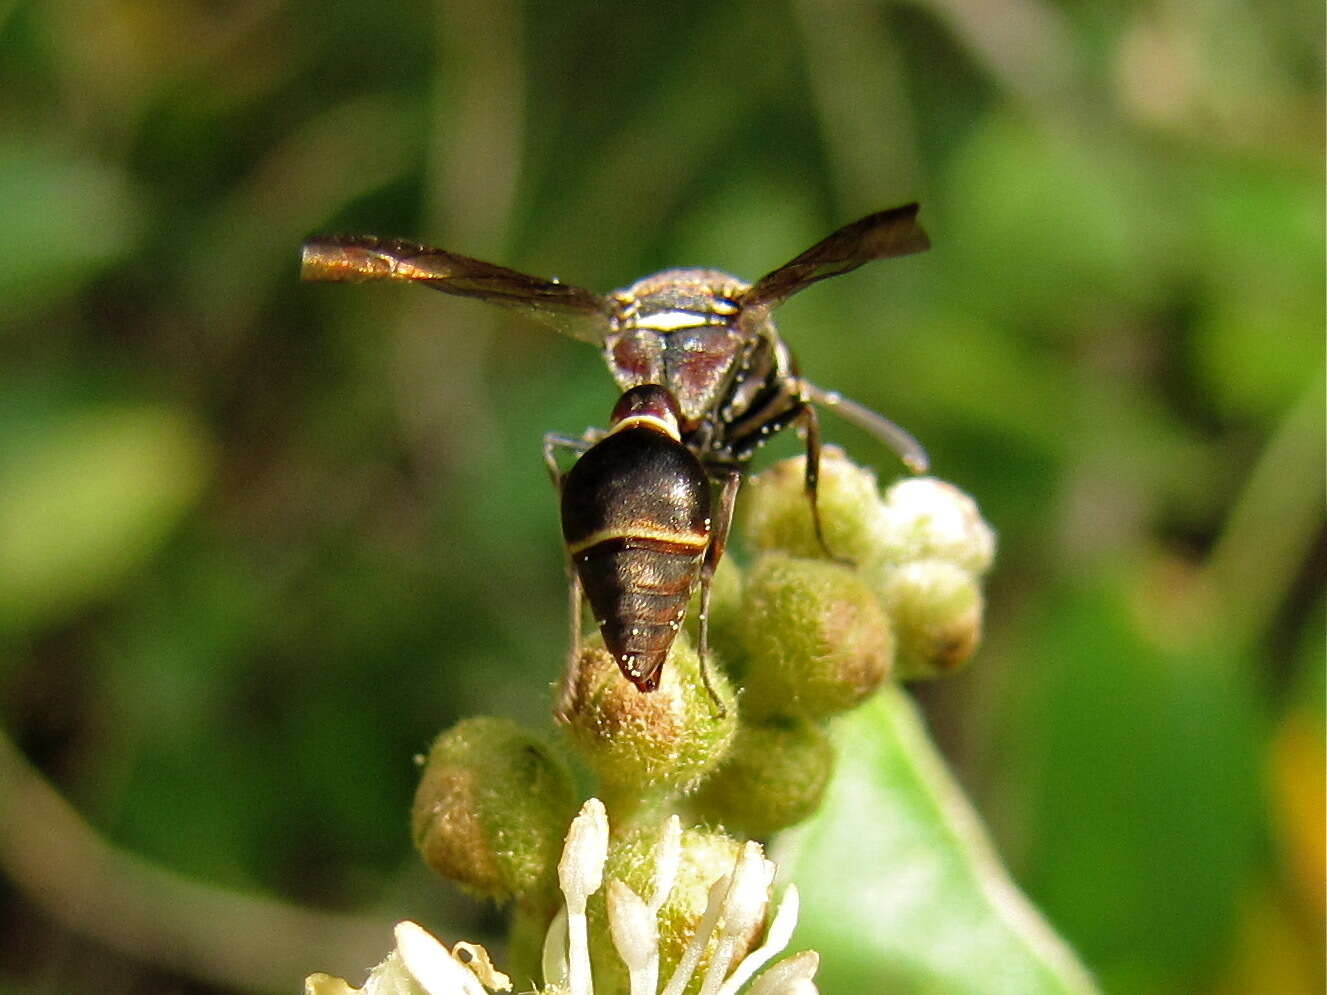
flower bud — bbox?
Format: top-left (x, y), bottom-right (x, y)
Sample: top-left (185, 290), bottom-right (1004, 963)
top-left (740, 449), bottom-right (883, 561)
top-left (692, 717), bottom-right (835, 837)
top-left (873, 477), bottom-right (996, 574)
top-left (555, 634), bottom-right (737, 796)
top-left (738, 554), bottom-right (894, 720)
top-left (411, 717), bottom-right (575, 903)
top-left (872, 558), bottom-right (984, 679)
top-left (587, 826), bottom-right (754, 993)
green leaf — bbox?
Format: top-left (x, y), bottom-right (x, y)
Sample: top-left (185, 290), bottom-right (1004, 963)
top-left (0, 142), bottom-right (144, 325)
top-left (1002, 578), bottom-right (1264, 988)
top-left (0, 405), bottom-right (211, 636)
top-left (940, 115), bottom-right (1158, 330)
top-left (1182, 163), bottom-right (1324, 420)
top-left (782, 686), bottom-right (1097, 994)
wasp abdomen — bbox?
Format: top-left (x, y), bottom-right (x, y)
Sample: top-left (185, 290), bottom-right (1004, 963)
top-left (573, 539), bottom-right (702, 691)
top-left (561, 425), bottom-right (712, 692)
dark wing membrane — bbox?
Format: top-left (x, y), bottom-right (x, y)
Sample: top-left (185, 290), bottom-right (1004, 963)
top-left (300, 234), bottom-right (612, 344)
top-left (739, 203), bottom-right (930, 314)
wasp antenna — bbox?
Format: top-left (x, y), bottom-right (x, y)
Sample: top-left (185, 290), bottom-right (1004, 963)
top-left (802, 381), bottom-right (929, 474)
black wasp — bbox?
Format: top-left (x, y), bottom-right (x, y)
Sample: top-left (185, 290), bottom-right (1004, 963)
top-left (301, 205), bottom-right (931, 708)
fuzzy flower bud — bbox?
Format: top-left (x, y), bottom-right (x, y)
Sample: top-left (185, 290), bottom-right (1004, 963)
top-left (556, 635), bottom-right (737, 796)
top-left (873, 477), bottom-right (996, 574)
top-left (871, 558), bottom-right (984, 679)
top-left (738, 554), bottom-right (893, 720)
top-left (411, 717), bottom-right (575, 903)
top-left (692, 717), bottom-right (835, 838)
top-left (740, 448), bottom-right (882, 561)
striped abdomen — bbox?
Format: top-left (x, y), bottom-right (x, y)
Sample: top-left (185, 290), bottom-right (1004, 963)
top-left (561, 426), bottom-right (712, 691)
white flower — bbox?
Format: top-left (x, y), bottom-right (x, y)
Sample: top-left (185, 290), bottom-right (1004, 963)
top-left (306, 799), bottom-right (819, 995)
top-left (304, 921), bottom-right (510, 995)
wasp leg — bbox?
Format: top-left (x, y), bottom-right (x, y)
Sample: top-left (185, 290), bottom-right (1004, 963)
top-left (796, 402), bottom-right (846, 562)
top-left (554, 569), bottom-right (585, 723)
top-left (565, 563), bottom-right (584, 662)
top-left (798, 403), bottom-right (857, 564)
top-left (801, 380), bottom-right (929, 474)
top-left (542, 431), bottom-right (593, 489)
top-left (697, 469), bottom-right (742, 718)
top-left (544, 430), bottom-right (596, 715)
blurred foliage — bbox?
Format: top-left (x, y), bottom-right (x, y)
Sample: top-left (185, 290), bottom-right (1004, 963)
top-left (0, 0), bottom-right (1321, 992)
top-left (790, 688), bottom-right (1099, 994)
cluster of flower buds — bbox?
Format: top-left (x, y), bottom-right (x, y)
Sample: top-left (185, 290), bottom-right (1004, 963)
top-left (742, 449), bottom-right (996, 681)
top-left (406, 451), bottom-right (995, 988)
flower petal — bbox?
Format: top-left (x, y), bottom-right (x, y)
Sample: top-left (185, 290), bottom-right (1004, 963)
top-left (716, 885), bottom-right (800, 995)
top-left (608, 879), bottom-right (660, 995)
top-left (748, 950), bottom-right (820, 995)
top-left (541, 906), bottom-right (569, 990)
top-left (559, 798), bottom-right (609, 909)
top-left (650, 815), bottom-right (683, 912)
top-left (395, 921), bottom-right (488, 995)
top-left (451, 942), bottom-right (511, 992)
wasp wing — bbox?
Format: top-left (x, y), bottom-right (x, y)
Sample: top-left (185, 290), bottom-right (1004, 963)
top-left (301, 235), bottom-right (613, 344)
top-left (739, 204), bottom-right (930, 317)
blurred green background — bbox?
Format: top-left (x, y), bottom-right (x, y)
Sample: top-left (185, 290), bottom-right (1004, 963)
top-left (0, 0), bottom-right (1321, 992)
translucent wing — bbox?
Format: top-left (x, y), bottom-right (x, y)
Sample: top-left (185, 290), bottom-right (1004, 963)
top-left (301, 235), bottom-right (613, 344)
top-left (739, 203), bottom-right (930, 316)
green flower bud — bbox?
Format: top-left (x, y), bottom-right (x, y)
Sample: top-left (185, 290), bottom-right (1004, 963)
top-left (872, 558), bottom-right (984, 679)
top-left (740, 448), bottom-right (883, 560)
top-left (738, 553), bottom-right (894, 720)
top-left (556, 634), bottom-right (737, 798)
top-left (692, 716), bottom-right (835, 838)
top-left (587, 827), bottom-right (754, 993)
top-left (873, 477), bottom-right (996, 574)
top-left (411, 717), bottom-right (576, 903)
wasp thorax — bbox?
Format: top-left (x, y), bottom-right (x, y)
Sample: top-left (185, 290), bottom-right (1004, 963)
top-left (605, 270), bottom-right (753, 428)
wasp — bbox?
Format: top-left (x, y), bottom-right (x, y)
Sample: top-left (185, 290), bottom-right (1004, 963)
top-left (301, 205), bottom-right (931, 705)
